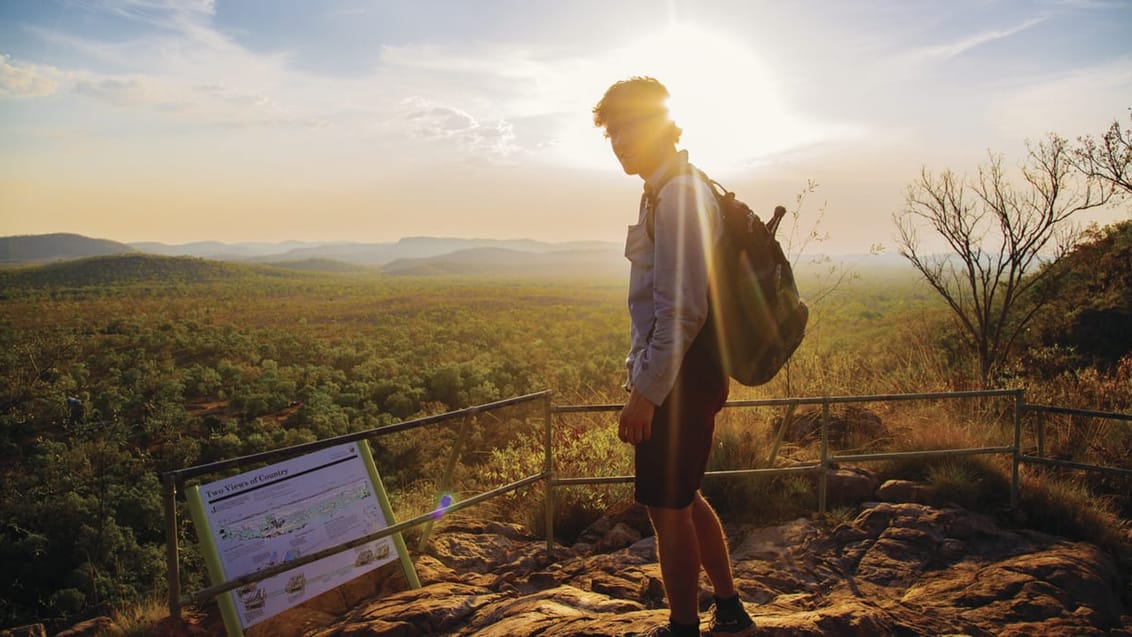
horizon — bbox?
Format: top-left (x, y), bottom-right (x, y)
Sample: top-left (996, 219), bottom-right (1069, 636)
top-left (4, 231), bottom-right (932, 268)
top-left (2, 1), bottom-right (1131, 254)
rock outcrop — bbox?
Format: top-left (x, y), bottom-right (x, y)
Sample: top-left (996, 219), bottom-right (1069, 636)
top-left (153, 502), bottom-right (1130, 637)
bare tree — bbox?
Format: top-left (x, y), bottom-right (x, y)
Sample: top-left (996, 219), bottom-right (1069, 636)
top-left (1074, 108), bottom-right (1132, 197)
top-left (894, 134), bottom-right (1111, 387)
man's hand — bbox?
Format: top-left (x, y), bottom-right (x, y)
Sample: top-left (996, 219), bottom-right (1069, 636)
top-left (619, 387), bottom-right (656, 445)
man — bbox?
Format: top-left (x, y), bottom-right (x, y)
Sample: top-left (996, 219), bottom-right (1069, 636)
top-left (593, 77), bottom-right (755, 637)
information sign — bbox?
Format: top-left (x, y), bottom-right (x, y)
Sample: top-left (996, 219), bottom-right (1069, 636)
top-left (187, 441), bottom-right (414, 634)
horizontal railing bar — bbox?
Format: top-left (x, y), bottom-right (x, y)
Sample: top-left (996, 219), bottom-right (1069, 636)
top-left (182, 472), bottom-right (546, 606)
top-left (1021, 404), bottom-right (1132, 422)
top-left (553, 475), bottom-right (632, 486)
top-left (553, 389), bottom-right (1021, 415)
top-left (169, 391), bottom-right (552, 481)
top-left (704, 465), bottom-right (821, 478)
top-left (552, 464), bottom-right (822, 488)
top-left (1020, 455), bottom-right (1132, 476)
top-left (552, 404), bottom-right (622, 414)
top-left (832, 446), bottom-right (1015, 463)
top-left (730, 389), bottom-right (1021, 406)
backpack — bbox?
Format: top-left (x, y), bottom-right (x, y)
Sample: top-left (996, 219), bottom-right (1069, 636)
top-left (647, 166), bottom-right (809, 386)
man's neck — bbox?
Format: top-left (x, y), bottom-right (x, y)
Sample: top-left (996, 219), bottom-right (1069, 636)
top-left (638, 147), bottom-right (679, 183)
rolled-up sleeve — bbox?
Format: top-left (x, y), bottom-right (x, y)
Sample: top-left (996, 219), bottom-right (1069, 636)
top-left (630, 176), bottom-right (715, 406)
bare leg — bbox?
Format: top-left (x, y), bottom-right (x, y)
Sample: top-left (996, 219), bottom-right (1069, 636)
top-left (691, 491), bottom-right (736, 599)
top-left (647, 503), bottom-right (702, 626)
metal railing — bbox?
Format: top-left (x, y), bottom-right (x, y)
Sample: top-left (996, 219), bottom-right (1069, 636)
top-left (1020, 403), bottom-right (1132, 477)
top-left (548, 388), bottom-right (1022, 547)
top-left (162, 387), bottom-right (1131, 619)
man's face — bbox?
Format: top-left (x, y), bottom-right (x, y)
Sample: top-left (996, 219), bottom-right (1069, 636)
top-left (605, 112), bottom-right (670, 177)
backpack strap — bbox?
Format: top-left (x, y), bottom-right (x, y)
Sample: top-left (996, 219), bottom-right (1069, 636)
top-left (645, 164), bottom-right (703, 240)
top-left (648, 167), bottom-right (788, 241)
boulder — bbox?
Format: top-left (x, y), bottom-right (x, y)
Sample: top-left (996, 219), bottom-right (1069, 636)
top-left (876, 478), bottom-right (943, 506)
top-left (778, 405), bottom-right (889, 446)
top-left (822, 466), bottom-right (881, 505)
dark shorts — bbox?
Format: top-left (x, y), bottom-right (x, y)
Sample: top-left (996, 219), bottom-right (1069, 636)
top-left (634, 329), bottom-right (729, 509)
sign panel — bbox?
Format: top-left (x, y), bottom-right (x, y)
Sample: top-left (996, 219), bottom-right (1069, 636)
top-left (190, 442), bottom-right (398, 629)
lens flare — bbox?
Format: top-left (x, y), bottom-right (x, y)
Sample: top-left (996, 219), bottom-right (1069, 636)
top-left (431, 493), bottom-right (454, 520)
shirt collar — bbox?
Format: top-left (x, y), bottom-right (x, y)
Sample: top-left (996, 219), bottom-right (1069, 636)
top-left (644, 150), bottom-right (689, 194)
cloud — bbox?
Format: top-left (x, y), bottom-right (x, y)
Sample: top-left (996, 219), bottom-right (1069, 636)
top-left (989, 56), bottom-right (1132, 139)
top-left (402, 97), bottom-right (518, 159)
top-left (0, 55), bottom-right (61, 98)
top-left (917, 16), bottom-right (1048, 61)
top-left (65, 70), bottom-right (332, 128)
top-left (72, 75), bottom-right (153, 106)
top-left (74, 0), bottom-right (216, 30)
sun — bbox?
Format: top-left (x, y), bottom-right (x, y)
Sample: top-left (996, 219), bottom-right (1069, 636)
top-left (561, 23), bottom-right (822, 175)
top-left (630, 24), bottom-right (813, 173)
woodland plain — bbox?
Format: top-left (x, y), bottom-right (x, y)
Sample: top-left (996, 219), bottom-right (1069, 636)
top-left (1, 246), bottom-right (1129, 633)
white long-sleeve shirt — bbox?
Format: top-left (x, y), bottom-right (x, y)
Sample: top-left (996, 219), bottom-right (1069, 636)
top-left (624, 150), bottom-right (721, 406)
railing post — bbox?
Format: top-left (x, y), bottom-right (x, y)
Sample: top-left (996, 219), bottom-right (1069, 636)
top-left (1037, 411), bottom-right (1045, 458)
top-left (543, 392), bottom-right (555, 556)
top-left (163, 473), bottom-right (181, 618)
top-left (1011, 389), bottom-right (1023, 510)
top-left (819, 398), bottom-right (829, 515)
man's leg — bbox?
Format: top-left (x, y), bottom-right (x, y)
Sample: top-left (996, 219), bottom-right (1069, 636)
top-left (691, 491), bottom-right (736, 599)
top-left (647, 503), bottom-right (702, 627)
top-left (692, 493), bottom-right (755, 635)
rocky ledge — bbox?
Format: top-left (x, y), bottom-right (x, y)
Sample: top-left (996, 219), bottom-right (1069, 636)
top-left (146, 501), bottom-right (1130, 637)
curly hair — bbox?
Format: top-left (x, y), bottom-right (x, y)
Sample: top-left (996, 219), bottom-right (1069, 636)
top-left (592, 76), bottom-right (682, 144)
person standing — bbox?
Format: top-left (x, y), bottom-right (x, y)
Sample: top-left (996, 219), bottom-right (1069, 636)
top-left (593, 76), bottom-right (755, 637)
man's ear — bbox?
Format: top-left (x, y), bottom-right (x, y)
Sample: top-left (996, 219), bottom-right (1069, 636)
top-left (667, 121), bottom-right (682, 146)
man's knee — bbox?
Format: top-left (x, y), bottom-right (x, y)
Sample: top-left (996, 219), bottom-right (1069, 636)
top-left (647, 501), bottom-right (695, 537)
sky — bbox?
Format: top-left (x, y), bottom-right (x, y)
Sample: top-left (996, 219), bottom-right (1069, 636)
top-left (1, 0), bottom-right (1130, 253)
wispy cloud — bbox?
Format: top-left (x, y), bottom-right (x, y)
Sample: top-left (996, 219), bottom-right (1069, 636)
top-left (0, 54), bottom-right (61, 97)
top-left (919, 16), bottom-right (1049, 61)
top-left (989, 55), bottom-right (1132, 139)
top-left (72, 0), bottom-right (216, 30)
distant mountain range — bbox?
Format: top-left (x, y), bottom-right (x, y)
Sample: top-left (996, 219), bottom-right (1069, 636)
top-left (1, 232), bottom-right (622, 266)
top-left (130, 236), bottom-right (621, 266)
top-left (0, 233), bottom-right (631, 279)
top-left (0, 233), bottom-right (911, 280)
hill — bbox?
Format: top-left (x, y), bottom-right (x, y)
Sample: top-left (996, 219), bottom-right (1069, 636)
top-left (265, 258), bottom-right (377, 273)
top-left (0, 233), bottom-right (136, 264)
top-left (255, 237), bottom-right (621, 266)
top-left (381, 246), bottom-right (625, 277)
top-left (128, 236), bottom-right (623, 266)
top-left (0, 253), bottom-right (299, 290)
top-left (1028, 220), bottom-right (1132, 371)
top-left (129, 239), bottom-right (327, 260)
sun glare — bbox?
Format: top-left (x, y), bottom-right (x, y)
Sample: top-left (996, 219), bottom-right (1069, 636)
top-left (564, 23), bottom-right (821, 175)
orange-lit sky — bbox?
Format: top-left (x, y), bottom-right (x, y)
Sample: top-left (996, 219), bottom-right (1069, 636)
top-left (1, 0), bottom-right (1130, 253)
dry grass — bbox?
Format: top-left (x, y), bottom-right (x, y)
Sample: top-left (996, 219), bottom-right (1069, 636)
top-left (109, 595), bottom-right (168, 637)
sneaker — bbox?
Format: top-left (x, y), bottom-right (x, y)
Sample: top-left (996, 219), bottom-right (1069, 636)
top-left (708, 596), bottom-right (754, 635)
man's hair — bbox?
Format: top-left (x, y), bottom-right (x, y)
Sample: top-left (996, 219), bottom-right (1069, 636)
top-left (593, 76), bottom-right (682, 144)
